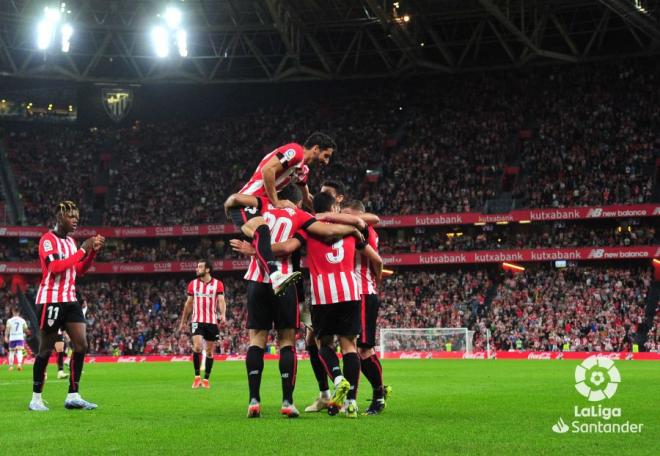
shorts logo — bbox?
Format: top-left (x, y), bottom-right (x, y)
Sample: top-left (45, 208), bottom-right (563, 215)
top-left (191, 323), bottom-right (198, 332)
top-left (574, 356), bottom-right (620, 401)
top-left (245, 206), bottom-right (258, 215)
top-left (43, 240), bottom-right (53, 252)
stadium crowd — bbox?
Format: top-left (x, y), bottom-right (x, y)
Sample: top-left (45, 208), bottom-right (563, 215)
top-left (2, 266), bottom-right (656, 357)
top-left (2, 61), bottom-right (658, 227)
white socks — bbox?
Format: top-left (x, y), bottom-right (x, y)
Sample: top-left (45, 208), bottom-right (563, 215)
top-left (333, 375), bottom-right (345, 388)
top-left (8, 350), bottom-right (15, 366)
top-left (16, 350), bottom-right (23, 365)
top-left (321, 390), bottom-right (331, 400)
top-left (32, 392), bottom-right (42, 402)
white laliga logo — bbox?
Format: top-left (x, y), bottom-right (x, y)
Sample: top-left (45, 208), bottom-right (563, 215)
top-left (574, 356), bottom-right (620, 402)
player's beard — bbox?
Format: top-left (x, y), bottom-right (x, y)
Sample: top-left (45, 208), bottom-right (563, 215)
top-left (196, 272), bottom-right (204, 278)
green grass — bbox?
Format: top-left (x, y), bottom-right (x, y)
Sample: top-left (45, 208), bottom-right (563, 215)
top-left (0, 359), bottom-right (658, 455)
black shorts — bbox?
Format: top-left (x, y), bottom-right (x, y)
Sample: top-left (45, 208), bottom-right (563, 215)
top-left (37, 302), bottom-right (85, 333)
top-left (358, 294), bottom-right (380, 348)
top-left (228, 206), bottom-right (261, 229)
top-left (191, 322), bottom-right (220, 342)
top-left (247, 281), bottom-right (299, 330)
top-left (311, 301), bottom-right (361, 338)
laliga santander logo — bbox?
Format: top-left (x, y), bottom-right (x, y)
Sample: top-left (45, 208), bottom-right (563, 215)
top-left (574, 356), bottom-right (620, 402)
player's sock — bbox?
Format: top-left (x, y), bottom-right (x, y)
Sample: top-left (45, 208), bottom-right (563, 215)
top-left (307, 344), bottom-right (329, 392)
top-left (246, 346), bottom-right (264, 402)
top-left (253, 225), bottom-right (279, 275)
top-left (204, 356), bottom-right (214, 380)
top-left (68, 352), bottom-right (85, 394)
top-left (16, 349), bottom-right (23, 366)
top-left (8, 350), bottom-right (15, 367)
top-left (32, 355), bottom-right (49, 393)
top-left (318, 345), bottom-right (342, 381)
top-left (361, 353), bottom-right (384, 398)
top-left (343, 352), bottom-right (361, 401)
top-left (192, 351), bottom-right (201, 376)
top-left (279, 346), bottom-right (296, 403)
top-left (57, 351), bottom-right (65, 371)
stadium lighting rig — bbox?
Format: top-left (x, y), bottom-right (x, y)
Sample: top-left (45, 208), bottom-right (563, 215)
top-left (36, 2), bottom-right (73, 53)
top-left (152, 5), bottom-right (188, 58)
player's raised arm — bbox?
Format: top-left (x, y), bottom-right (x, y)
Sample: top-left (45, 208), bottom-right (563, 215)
top-left (224, 193), bottom-right (260, 214)
top-left (314, 212), bottom-right (367, 231)
top-left (261, 157), bottom-right (295, 209)
top-left (361, 213), bottom-right (380, 226)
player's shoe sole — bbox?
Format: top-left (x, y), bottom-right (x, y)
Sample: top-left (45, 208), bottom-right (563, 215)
top-left (272, 271), bottom-right (302, 296)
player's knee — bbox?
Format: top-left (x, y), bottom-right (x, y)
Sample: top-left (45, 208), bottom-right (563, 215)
top-left (358, 347), bottom-right (374, 359)
top-left (38, 348), bottom-right (53, 358)
top-left (74, 340), bottom-right (89, 353)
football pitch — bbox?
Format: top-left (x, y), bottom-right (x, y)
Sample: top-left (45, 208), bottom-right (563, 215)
top-left (0, 359), bottom-right (657, 455)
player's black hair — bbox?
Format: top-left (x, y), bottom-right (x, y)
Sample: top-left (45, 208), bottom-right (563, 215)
top-left (313, 192), bottom-right (335, 213)
top-left (56, 200), bottom-right (78, 216)
top-left (199, 259), bottom-right (213, 273)
top-left (12, 307), bottom-right (20, 314)
top-left (343, 199), bottom-right (366, 213)
top-left (304, 132), bottom-right (337, 152)
top-left (278, 185), bottom-right (303, 204)
top-left (321, 180), bottom-right (345, 196)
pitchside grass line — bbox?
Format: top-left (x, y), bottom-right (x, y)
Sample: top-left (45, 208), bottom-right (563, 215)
top-left (0, 360), bottom-right (657, 455)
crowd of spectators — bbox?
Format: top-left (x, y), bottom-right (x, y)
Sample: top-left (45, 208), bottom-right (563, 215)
top-left (2, 60), bottom-right (657, 227)
top-left (2, 266), bottom-right (655, 357)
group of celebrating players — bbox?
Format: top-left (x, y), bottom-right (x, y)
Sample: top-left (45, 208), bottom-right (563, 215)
top-left (22, 132), bottom-right (390, 418)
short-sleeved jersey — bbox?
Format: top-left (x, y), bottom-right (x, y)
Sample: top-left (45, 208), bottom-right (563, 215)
top-left (36, 232), bottom-right (82, 304)
top-left (187, 278), bottom-right (224, 324)
top-left (239, 143), bottom-right (309, 197)
top-left (298, 229), bottom-right (360, 305)
top-left (356, 225), bottom-right (379, 295)
top-left (244, 197), bottom-right (316, 283)
top-left (7, 316), bottom-right (27, 341)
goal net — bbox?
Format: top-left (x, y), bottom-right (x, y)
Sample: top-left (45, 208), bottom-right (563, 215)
top-left (379, 328), bottom-right (477, 358)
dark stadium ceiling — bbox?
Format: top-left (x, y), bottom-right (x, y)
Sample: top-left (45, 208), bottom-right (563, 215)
top-left (0, 0), bottom-right (659, 84)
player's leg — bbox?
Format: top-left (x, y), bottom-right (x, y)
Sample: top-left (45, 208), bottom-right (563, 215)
top-left (55, 340), bottom-right (69, 379)
top-left (202, 336), bottom-right (217, 387)
top-left (358, 295), bottom-right (388, 414)
top-left (16, 343), bottom-right (24, 370)
top-left (340, 335), bottom-right (360, 418)
top-left (30, 329), bottom-right (58, 411)
top-left (246, 329), bottom-right (267, 417)
top-left (8, 347), bottom-right (15, 370)
top-left (304, 327), bottom-right (331, 412)
top-left (191, 332), bottom-right (203, 388)
top-left (277, 328), bottom-right (299, 417)
top-left (64, 319), bottom-right (96, 409)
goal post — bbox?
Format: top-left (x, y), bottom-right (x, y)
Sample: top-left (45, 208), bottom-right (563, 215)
top-left (379, 328), bottom-right (479, 358)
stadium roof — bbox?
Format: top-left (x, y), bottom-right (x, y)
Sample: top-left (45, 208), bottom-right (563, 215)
top-left (0, 0), bottom-right (659, 84)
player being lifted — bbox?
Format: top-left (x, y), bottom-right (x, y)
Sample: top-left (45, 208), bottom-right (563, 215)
top-left (29, 201), bottom-right (105, 412)
top-left (225, 132), bottom-right (336, 296)
top-left (225, 185), bottom-right (365, 418)
top-left (5, 308), bottom-right (28, 372)
top-left (179, 260), bottom-right (227, 389)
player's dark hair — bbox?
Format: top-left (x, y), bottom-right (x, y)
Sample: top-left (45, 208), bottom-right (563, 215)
top-left (278, 185), bottom-right (303, 204)
top-left (322, 180), bottom-right (345, 196)
top-left (56, 200), bottom-right (78, 216)
top-left (344, 199), bottom-right (366, 213)
top-left (199, 259), bottom-right (213, 273)
top-left (304, 132), bottom-right (336, 152)
top-left (313, 192), bottom-right (335, 213)
top-left (12, 307), bottom-right (20, 314)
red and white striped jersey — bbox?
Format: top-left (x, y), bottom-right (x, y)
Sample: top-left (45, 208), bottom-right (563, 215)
top-left (239, 143), bottom-right (308, 197)
top-left (355, 225), bottom-right (379, 295)
top-left (36, 232), bottom-right (85, 304)
top-left (244, 197), bottom-right (316, 283)
top-left (299, 230), bottom-right (360, 305)
top-left (187, 278), bottom-right (224, 324)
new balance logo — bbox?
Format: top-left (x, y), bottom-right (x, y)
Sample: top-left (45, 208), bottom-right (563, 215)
top-left (587, 208), bottom-right (603, 218)
top-left (588, 249), bottom-right (605, 259)
top-left (249, 370), bottom-right (260, 375)
top-left (281, 373), bottom-right (289, 379)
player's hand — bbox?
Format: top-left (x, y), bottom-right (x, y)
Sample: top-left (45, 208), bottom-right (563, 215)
top-left (230, 239), bottom-right (256, 256)
top-left (93, 234), bottom-right (105, 252)
top-left (178, 321), bottom-right (186, 333)
top-left (275, 199), bottom-right (296, 210)
top-left (352, 228), bottom-right (365, 244)
top-left (81, 237), bottom-right (95, 253)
